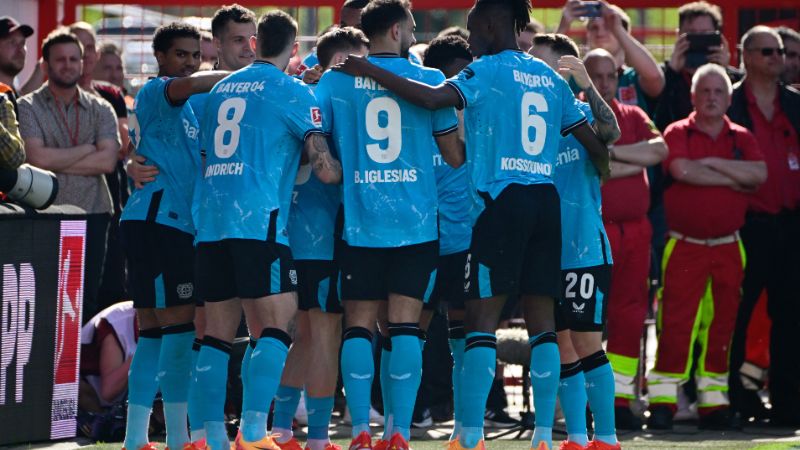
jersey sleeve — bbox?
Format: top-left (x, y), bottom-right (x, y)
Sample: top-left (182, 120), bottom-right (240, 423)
top-left (313, 74), bottom-right (334, 135)
top-left (427, 70), bottom-right (458, 135)
top-left (136, 77), bottom-right (183, 128)
top-left (558, 77), bottom-right (588, 136)
top-left (632, 106), bottom-right (661, 141)
top-left (286, 83), bottom-right (325, 141)
top-left (662, 122), bottom-right (689, 170)
top-left (736, 128), bottom-right (764, 162)
top-left (578, 101), bottom-right (594, 127)
top-left (445, 57), bottom-right (496, 109)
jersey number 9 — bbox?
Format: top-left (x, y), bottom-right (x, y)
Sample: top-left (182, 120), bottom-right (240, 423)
top-left (365, 97), bottom-right (402, 164)
top-left (214, 97), bottom-right (247, 158)
top-left (521, 92), bottom-right (548, 156)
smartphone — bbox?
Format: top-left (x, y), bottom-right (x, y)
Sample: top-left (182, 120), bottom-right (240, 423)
top-left (579, 1), bottom-right (603, 19)
top-left (685, 32), bottom-right (721, 68)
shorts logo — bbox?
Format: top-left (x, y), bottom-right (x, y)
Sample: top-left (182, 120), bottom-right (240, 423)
top-left (310, 107), bottom-right (322, 127)
top-left (572, 302), bottom-right (585, 313)
top-left (463, 253), bottom-right (472, 292)
top-left (289, 270), bottom-right (298, 285)
top-left (176, 283), bottom-right (194, 300)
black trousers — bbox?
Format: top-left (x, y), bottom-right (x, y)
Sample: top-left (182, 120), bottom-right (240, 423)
top-left (729, 210), bottom-right (800, 418)
top-left (83, 213), bottom-right (111, 323)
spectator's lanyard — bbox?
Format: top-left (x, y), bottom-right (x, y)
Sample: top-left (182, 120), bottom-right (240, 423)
top-left (54, 92), bottom-right (80, 146)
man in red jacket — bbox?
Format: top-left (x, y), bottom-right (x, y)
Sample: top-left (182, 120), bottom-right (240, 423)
top-left (647, 63), bottom-right (766, 430)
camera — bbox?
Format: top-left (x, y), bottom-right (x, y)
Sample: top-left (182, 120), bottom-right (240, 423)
top-left (579, 1), bottom-right (603, 19)
top-left (685, 32), bottom-right (722, 68)
top-left (0, 164), bottom-right (59, 209)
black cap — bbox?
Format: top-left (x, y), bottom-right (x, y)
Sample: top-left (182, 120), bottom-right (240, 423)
top-left (0, 17), bottom-right (34, 39)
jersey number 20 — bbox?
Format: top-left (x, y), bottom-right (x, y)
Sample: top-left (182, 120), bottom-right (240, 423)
top-left (365, 97), bottom-right (402, 164)
top-left (214, 97), bottom-right (247, 158)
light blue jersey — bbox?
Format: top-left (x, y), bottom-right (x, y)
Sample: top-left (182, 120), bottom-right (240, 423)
top-left (554, 101), bottom-right (612, 270)
top-left (315, 54), bottom-right (458, 248)
top-left (302, 50), bottom-right (319, 68)
top-left (445, 50), bottom-right (587, 200)
top-left (188, 92), bottom-right (209, 120)
top-left (433, 150), bottom-right (473, 255)
top-left (122, 77), bottom-right (201, 234)
top-left (194, 61), bottom-right (324, 244)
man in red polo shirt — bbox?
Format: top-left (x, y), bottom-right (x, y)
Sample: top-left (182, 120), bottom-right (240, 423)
top-left (727, 25), bottom-right (800, 426)
top-left (647, 64), bottom-right (766, 431)
top-left (584, 48), bottom-right (668, 430)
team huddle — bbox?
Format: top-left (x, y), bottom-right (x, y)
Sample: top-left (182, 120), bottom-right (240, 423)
top-left (122, 0), bottom-right (622, 450)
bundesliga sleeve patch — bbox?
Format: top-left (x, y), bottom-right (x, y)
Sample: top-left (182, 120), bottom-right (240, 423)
top-left (310, 107), bottom-right (322, 127)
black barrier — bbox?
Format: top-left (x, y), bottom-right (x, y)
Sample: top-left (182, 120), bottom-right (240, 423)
top-left (0, 202), bottom-right (88, 445)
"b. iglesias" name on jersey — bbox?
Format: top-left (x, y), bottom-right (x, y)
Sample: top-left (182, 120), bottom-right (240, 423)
top-left (353, 169), bottom-right (417, 184)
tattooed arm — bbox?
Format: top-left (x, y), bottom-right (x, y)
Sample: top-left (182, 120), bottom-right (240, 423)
top-left (304, 132), bottom-right (342, 184)
top-left (584, 84), bottom-right (621, 145)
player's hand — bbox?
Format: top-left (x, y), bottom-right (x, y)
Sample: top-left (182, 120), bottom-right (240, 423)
top-left (558, 55), bottom-right (592, 90)
top-left (126, 154), bottom-right (159, 189)
top-left (561, 0), bottom-right (585, 25)
top-left (669, 34), bottom-right (689, 73)
top-left (333, 54), bottom-right (371, 77)
top-left (302, 64), bottom-right (324, 84)
top-left (708, 34), bottom-right (731, 67)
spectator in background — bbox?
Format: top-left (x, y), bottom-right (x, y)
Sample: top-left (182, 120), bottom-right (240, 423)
top-left (18, 29), bottom-right (121, 321)
top-left (200, 30), bottom-right (217, 65)
top-left (516, 19), bottom-right (544, 53)
top-left (557, 1), bottom-right (665, 116)
top-left (727, 25), bottom-right (800, 427)
top-left (776, 26), bottom-right (800, 86)
top-left (69, 21), bottom-right (131, 313)
top-left (647, 64), bottom-right (765, 431)
top-left (0, 81), bottom-right (24, 169)
top-left (0, 16), bottom-right (33, 99)
top-left (584, 48), bottom-right (667, 431)
top-left (94, 42), bottom-right (126, 92)
top-left (654, 1), bottom-right (741, 132)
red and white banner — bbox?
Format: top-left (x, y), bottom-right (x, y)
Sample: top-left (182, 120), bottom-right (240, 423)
top-left (50, 220), bottom-right (85, 439)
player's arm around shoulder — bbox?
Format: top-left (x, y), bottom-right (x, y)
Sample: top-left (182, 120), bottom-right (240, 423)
top-left (305, 132), bottom-right (341, 184)
top-left (165, 70), bottom-right (230, 106)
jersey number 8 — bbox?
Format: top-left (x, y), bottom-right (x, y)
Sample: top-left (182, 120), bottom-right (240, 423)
top-left (214, 97), bottom-right (247, 158)
top-left (521, 92), bottom-right (548, 156)
top-left (365, 97), bottom-right (402, 164)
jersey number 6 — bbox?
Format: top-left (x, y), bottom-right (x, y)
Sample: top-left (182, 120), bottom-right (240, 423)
top-left (365, 97), bottom-right (402, 164)
top-left (214, 97), bottom-right (247, 159)
top-left (521, 92), bottom-right (548, 156)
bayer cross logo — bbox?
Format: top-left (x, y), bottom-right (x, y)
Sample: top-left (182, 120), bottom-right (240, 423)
top-left (289, 270), bottom-right (298, 285)
top-left (176, 283), bottom-right (194, 299)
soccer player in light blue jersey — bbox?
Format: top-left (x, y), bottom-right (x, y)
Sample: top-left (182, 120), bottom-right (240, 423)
top-left (270, 27), bottom-right (369, 450)
top-left (336, 0), bottom-right (610, 448)
top-left (120, 22), bottom-right (229, 450)
top-left (315, 2), bottom-right (463, 449)
top-left (531, 33), bottom-right (622, 450)
top-left (191, 11), bottom-right (342, 450)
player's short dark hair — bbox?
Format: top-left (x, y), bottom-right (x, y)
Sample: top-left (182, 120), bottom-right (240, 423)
top-left (473, 0), bottom-right (532, 36)
top-left (532, 33), bottom-right (579, 58)
top-left (316, 26), bottom-right (369, 69)
top-left (678, 1), bottom-right (722, 31)
top-left (152, 22), bottom-right (201, 54)
top-left (423, 35), bottom-right (471, 71)
top-left (342, 0), bottom-right (370, 9)
top-left (256, 10), bottom-right (298, 58)
top-left (360, 0), bottom-right (411, 40)
top-left (776, 26), bottom-right (800, 45)
top-left (437, 26), bottom-right (469, 40)
top-left (211, 4), bottom-right (257, 38)
top-left (42, 28), bottom-right (83, 61)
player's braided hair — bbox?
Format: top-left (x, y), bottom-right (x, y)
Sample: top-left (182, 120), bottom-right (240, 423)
top-left (473, 0), bottom-right (532, 36)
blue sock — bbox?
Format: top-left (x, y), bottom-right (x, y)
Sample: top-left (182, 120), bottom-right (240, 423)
top-left (241, 329), bottom-right (291, 442)
top-left (195, 337), bottom-right (231, 450)
top-left (380, 338), bottom-right (393, 440)
top-left (240, 337), bottom-right (256, 413)
top-left (306, 395), bottom-right (335, 440)
top-left (448, 321), bottom-right (465, 441)
top-left (159, 323), bottom-right (195, 450)
top-left (558, 361), bottom-right (588, 446)
top-left (459, 332), bottom-right (496, 449)
top-left (341, 327), bottom-right (374, 438)
top-left (124, 330), bottom-right (162, 450)
top-left (272, 385), bottom-right (302, 435)
top-left (583, 351), bottom-right (618, 445)
top-left (188, 338), bottom-right (205, 442)
top-left (529, 332), bottom-right (560, 449)
top-left (388, 324), bottom-right (423, 441)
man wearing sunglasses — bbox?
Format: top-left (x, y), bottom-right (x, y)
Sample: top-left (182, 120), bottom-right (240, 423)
top-left (727, 24), bottom-right (800, 428)
top-left (776, 27), bottom-right (800, 87)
